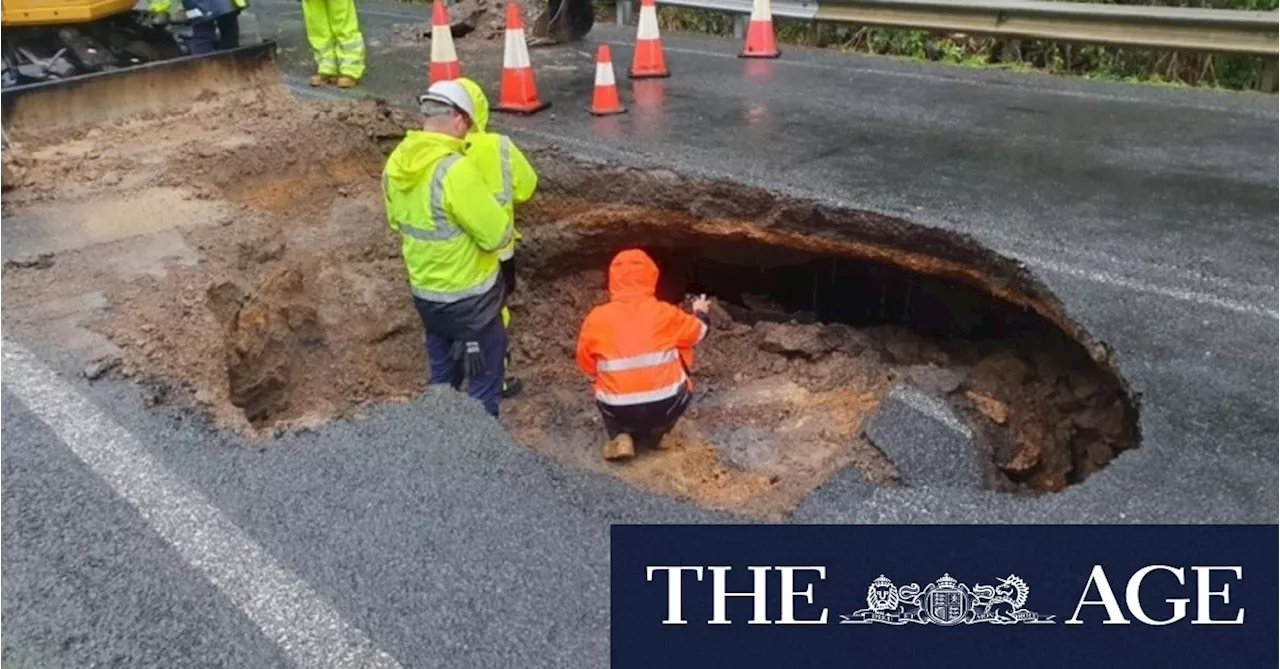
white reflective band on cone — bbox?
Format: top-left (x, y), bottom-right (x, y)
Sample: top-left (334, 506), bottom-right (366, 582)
top-left (503, 28), bottom-right (531, 68)
top-left (636, 5), bottom-right (660, 40)
top-left (749, 0), bottom-right (771, 22)
top-left (431, 24), bottom-right (458, 62)
top-left (595, 61), bottom-right (616, 86)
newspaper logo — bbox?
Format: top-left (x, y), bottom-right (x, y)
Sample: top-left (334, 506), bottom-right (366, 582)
top-left (841, 574), bottom-right (1055, 626)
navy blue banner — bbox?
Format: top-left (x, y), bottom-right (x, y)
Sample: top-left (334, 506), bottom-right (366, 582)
top-left (611, 525), bottom-right (1277, 668)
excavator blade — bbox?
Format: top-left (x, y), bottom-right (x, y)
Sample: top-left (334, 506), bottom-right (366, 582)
top-left (2, 40), bottom-right (280, 140)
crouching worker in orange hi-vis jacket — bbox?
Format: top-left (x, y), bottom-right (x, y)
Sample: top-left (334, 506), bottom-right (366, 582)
top-left (575, 249), bottom-right (712, 461)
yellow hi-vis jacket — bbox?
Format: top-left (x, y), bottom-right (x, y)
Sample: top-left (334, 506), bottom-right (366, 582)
top-left (150, 0), bottom-right (247, 14)
top-left (458, 78), bottom-right (538, 262)
top-left (383, 130), bottom-right (512, 304)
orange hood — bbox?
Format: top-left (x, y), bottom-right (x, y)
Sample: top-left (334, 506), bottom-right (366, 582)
top-left (607, 249), bottom-right (659, 302)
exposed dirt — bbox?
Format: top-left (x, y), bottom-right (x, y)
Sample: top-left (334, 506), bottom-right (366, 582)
top-left (390, 0), bottom-right (518, 44)
top-left (1, 89), bottom-right (1138, 518)
top-left (502, 268), bottom-right (895, 518)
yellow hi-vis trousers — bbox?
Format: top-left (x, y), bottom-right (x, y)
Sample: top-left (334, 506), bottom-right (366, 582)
top-left (302, 0), bottom-right (366, 79)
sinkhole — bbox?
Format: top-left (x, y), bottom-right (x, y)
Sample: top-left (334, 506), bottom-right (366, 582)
top-left (71, 98), bottom-right (1139, 519)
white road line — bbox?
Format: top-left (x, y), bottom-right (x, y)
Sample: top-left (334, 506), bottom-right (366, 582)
top-left (2, 342), bottom-right (405, 669)
top-left (890, 385), bottom-right (973, 438)
top-left (1014, 253), bottom-right (1280, 320)
top-left (501, 125), bottom-right (1277, 318)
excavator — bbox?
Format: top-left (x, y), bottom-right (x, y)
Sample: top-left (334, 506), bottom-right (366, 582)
top-left (0, 0), bottom-right (591, 138)
top-left (1, 0), bottom-right (266, 139)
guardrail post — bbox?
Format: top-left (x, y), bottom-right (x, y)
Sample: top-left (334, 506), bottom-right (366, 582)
top-left (809, 20), bottom-right (829, 45)
top-left (1001, 39), bottom-right (1023, 63)
top-left (1260, 57), bottom-right (1278, 93)
top-left (733, 13), bottom-right (747, 39)
top-left (616, 0), bottom-right (634, 26)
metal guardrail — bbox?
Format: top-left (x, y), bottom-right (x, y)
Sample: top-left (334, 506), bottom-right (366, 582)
top-left (616, 0), bottom-right (1279, 88)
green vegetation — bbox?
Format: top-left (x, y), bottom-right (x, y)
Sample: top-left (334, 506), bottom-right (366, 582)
top-left (597, 0), bottom-right (1276, 90)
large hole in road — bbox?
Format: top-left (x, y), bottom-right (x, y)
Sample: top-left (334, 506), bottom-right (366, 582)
top-left (8, 97), bottom-right (1138, 518)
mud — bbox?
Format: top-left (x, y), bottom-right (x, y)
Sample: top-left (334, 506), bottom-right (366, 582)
top-left (1, 90), bottom-right (1138, 518)
top-left (390, 0), bottom-right (517, 44)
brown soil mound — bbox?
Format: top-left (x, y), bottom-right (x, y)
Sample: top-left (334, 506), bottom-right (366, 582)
top-left (390, 0), bottom-right (516, 43)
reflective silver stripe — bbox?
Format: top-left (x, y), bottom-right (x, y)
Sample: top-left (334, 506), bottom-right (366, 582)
top-left (312, 42), bottom-right (336, 64)
top-left (493, 219), bottom-right (514, 253)
top-left (399, 222), bottom-right (460, 241)
top-left (338, 40), bottom-right (365, 51)
top-left (405, 154), bottom-right (503, 303)
top-left (497, 245), bottom-right (514, 261)
top-left (595, 376), bottom-right (687, 406)
top-left (495, 137), bottom-right (513, 205)
top-left (597, 349), bottom-right (678, 372)
top-left (410, 268), bottom-right (500, 304)
top-left (430, 154), bottom-right (460, 232)
top-left (395, 155), bottom-right (464, 242)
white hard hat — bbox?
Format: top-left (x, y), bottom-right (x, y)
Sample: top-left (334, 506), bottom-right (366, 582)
top-left (419, 80), bottom-right (475, 120)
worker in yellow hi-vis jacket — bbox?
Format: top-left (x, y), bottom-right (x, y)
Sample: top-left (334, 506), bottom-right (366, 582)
top-left (456, 77), bottom-right (538, 399)
top-left (147, 0), bottom-right (172, 23)
top-left (302, 0), bottom-right (366, 88)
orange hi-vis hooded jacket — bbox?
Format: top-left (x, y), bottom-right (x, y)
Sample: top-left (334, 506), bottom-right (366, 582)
top-left (576, 250), bottom-right (709, 406)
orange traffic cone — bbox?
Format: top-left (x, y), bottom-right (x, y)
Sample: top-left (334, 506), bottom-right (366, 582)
top-left (740, 0), bottom-right (780, 58)
top-left (494, 2), bottom-right (550, 114)
top-left (588, 44), bottom-right (626, 115)
top-left (429, 0), bottom-right (461, 83)
top-left (629, 0), bottom-right (668, 78)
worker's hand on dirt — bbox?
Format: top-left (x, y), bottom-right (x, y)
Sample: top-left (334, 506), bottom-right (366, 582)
top-left (691, 294), bottom-right (711, 314)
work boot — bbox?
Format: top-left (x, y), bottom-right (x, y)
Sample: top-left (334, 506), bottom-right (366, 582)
top-left (335, 75), bottom-right (358, 89)
top-left (309, 73), bottom-right (332, 87)
top-left (603, 434), bottom-right (635, 461)
top-left (500, 376), bottom-right (523, 399)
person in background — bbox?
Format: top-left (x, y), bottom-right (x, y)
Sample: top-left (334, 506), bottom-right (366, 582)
top-left (303, 0), bottom-right (366, 88)
top-left (151, 0), bottom-right (245, 54)
top-left (189, 0), bottom-right (244, 54)
top-left (455, 77), bottom-right (538, 400)
top-left (576, 249), bottom-right (712, 461)
top-left (382, 81), bottom-right (513, 417)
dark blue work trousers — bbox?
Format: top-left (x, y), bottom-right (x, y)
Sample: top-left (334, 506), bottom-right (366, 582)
top-left (414, 306), bottom-right (507, 418)
top-left (598, 384), bottom-right (692, 444)
top-left (190, 10), bottom-right (241, 55)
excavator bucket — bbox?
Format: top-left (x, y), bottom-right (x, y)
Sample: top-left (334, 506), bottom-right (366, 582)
top-left (527, 0), bottom-right (594, 46)
top-left (2, 40), bottom-right (280, 140)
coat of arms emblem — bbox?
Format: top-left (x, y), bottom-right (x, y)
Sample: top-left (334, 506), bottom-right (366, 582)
top-left (841, 573), bottom-right (1055, 626)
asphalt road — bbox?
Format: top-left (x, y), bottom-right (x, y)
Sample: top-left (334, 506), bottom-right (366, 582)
top-left (3, 5), bottom-right (1277, 667)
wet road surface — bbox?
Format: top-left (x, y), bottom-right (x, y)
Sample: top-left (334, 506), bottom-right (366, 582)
top-left (3, 5), bottom-right (1276, 666)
